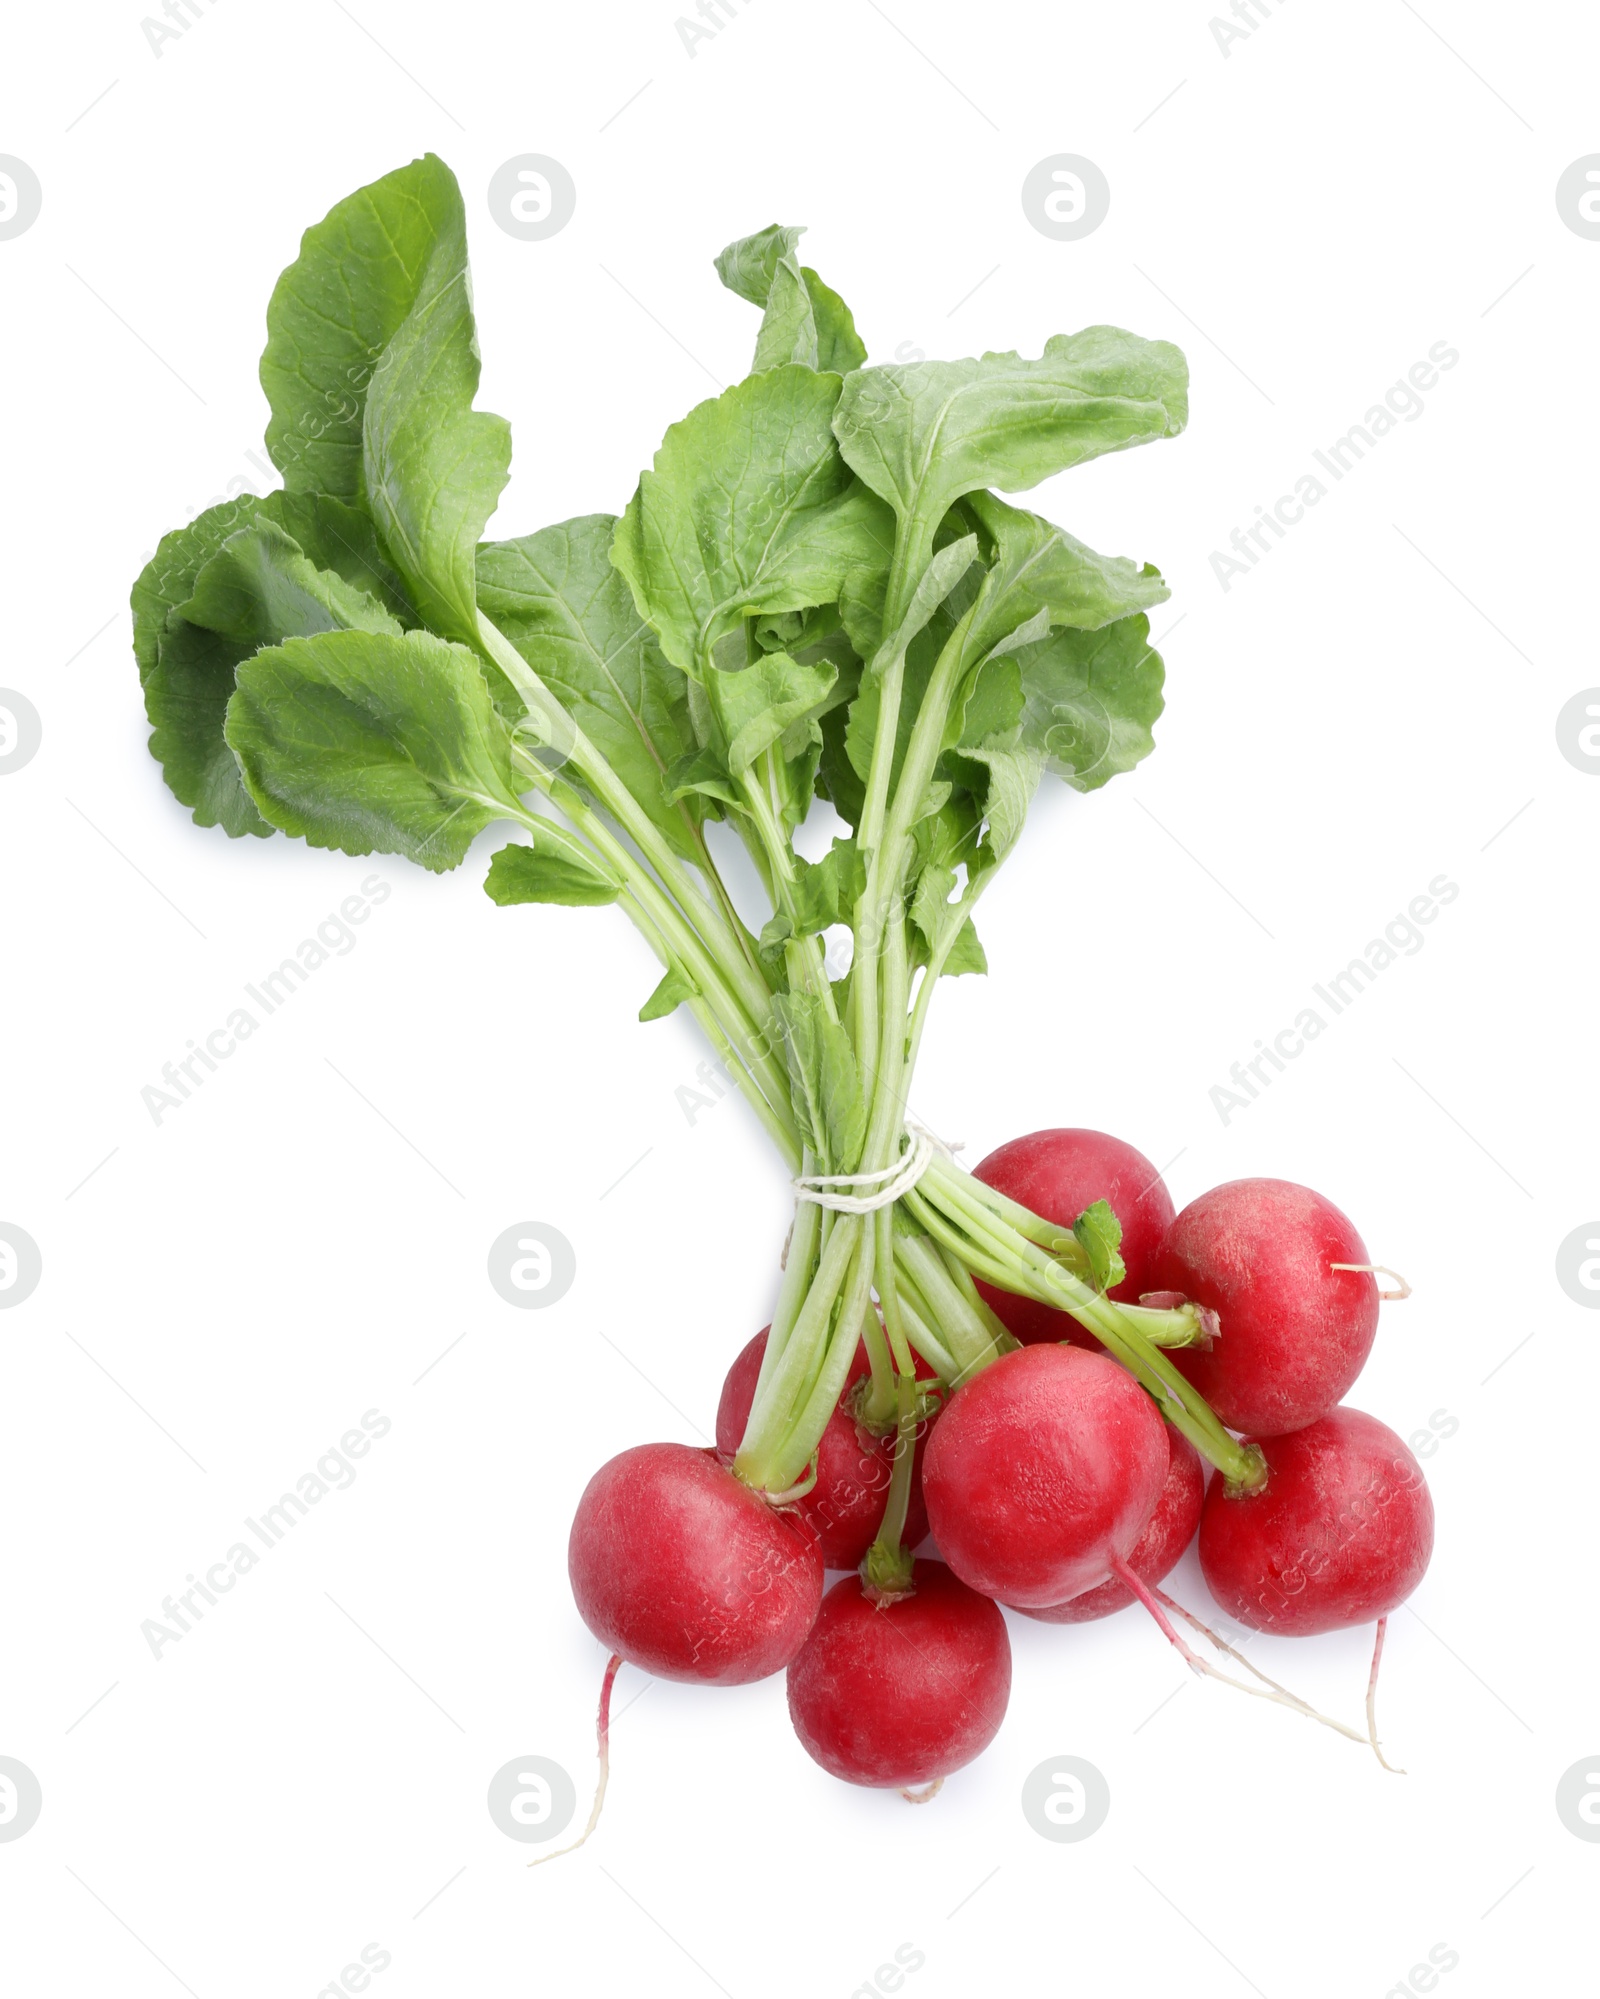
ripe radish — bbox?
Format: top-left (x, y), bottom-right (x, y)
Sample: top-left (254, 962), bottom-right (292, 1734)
top-left (1198, 1407), bottom-right (1434, 1636)
top-left (715, 1329), bottom-right (932, 1569)
top-left (1019, 1429), bottom-right (1205, 1623)
top-left (1153, 1178), bottom-right (1380, 1435)
top-left (786, 1561), bottom-right (1011, 1791)
top-left (972, 1128), bottom-right (1176, 1343)
top-left (568, 1443), bottom-right (823, 1683)
top-left (922, 1344), bottom-right (1167, 1608)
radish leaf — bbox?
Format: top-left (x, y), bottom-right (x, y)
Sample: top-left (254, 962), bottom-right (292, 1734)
top-left (361, 197), bottom-right (511, 645)
top-left (612, 367), bottom-right (890, 679)
top-left (1073, 1199), bottom-right (1127, 1294)
top-left (262, 153), bottom-right (468, 502)
top-left (132, 498), bottom-right (276, 837)
top-left (774, 991), bottom-right (866, 1173)
top-left (714, 224), bottom-right (867, 375)
top-left (483, 835), bottom-right (622, 908)
top-left (959, 490), bottom-right (1169, 644)
top-left (638, 967), bottom-right (699, 1021)
top-left (713, 652), bottom-right (838, 774)
top-left (478, 515), bottom-right (702, 858)
top-left (833, 330), bottom-right (1188, 584)
top-left (179, 520), bottom-right (405, 647)
top-left (1014, 613), bottom-right (1165, 791)
top-left (226, 629), bottom-right (522, 870)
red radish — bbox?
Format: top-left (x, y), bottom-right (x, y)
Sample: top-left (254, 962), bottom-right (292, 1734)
top-left (922, 1344), bottom-right (1167, 1608)
top-left (1019, 1429), bottom-right (1205, 1623)
top-left (568, 1443), bottom-right (822, 1683)
top-left (1154, 1178), bottom-right (1380, 1435)
top-left (786, 1561), bottom-right (1011, 1790)
top-left (1199, 1407), bottom-right (1434, 1636)
top-left (972, 1128), bottom-right (1176, 1343)
top-left (715, 1329), bottom-right (932, 1569)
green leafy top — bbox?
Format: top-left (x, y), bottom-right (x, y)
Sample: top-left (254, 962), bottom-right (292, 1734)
top-left (610, 365), bottom-right (885, 680)
top-left (833, 329), bottom-right (1186, 590)
top-left (126, 153), bottom-right (1245, 1512)
top-left (714, 224), bottom-right (868, 375)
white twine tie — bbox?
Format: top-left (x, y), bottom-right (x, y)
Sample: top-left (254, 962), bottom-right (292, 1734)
top-left (791, 1119), bottom-right (962, 1214)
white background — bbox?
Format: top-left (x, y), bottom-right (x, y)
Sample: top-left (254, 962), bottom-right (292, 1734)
top-left (1, 1), bottom-right (1595, 1992)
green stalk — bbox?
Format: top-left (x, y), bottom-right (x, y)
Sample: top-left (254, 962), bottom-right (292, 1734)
top-left (765, 1225), bottom-right (878, 1489)
top-left (861, 1371), bottom-right (920, 1596)
top-left (510, 753), bottom-right (798, 1153)
top-left (754, 1184), bottom-right (820, 1401)
top-left (913, 1162), bottom-right (1213, 1351)
top-left (892, 1231), bottom-right (1009, 1380)
top-left (902, 1180), bottom-right (1264, 1490)
top-left (885, 1263), bottom-right (959, 1382)
top-left (480, 611), bottom-right (777, 1034)
top-left (734, 1215), bottom-right (862, 1487)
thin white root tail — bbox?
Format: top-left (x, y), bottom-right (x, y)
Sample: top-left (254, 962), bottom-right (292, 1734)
top-left (1365, 1615), bottom-right (1405, 1774)
top-left (528, 1652), bottom-right (622, 1867)
top-left (1330, 1261), bottom-right (1412, 1301)
top-left (900, 1777), bottom-right (945, 1804)
top-left (1112, 1561), bottom-right (1367, 1745)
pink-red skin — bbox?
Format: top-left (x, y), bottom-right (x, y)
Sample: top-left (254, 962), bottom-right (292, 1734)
top-left (922, 1344), bottom-right (1168, 1608)
top-left (1018, 1429), bottom-right (1206, 1623)
top-left (1154, 1178), bottom-right (1381, 1435)
top-left (972, 1128), bottom-right (1177, 1345)
top-left (715, 1330), bottom-right (933, 1570)
top-left (1198, 1407), bottom-right (1434, 1636)
top-left (568, 1442), bottom-right (823, 1684)
top-left (786, 1561), bottom-right (1012, 1789)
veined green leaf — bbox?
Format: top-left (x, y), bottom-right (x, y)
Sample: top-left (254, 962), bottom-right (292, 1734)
top-left (941, 915), bottom-right (988, 977)
top-left (1073, 1199), bottom-right (1127, 1294)
top-left (959, 743), bottom-right (1044, 863)
top-left (483, 833), bottom-right (621, 908)
top-left (362, 192), bottom-right (511, 644)
top-left (131, 497), bottom-right (273, 838)
top-left (714, 224), bottom-right (868, 375)
top-left (132, 496), bottom-right (263, 683)
top-left (143, 622), bottom-right (271, 839)
top-left (759, 836), bottom-right (865, 963)
top-left (132, 492), bottom-right (421, 843)
top-left (793, 836), bottom-right (865, 935)
top-left (1013, 612), bottom-right (1164, 792)
top-left (713, 651), bottom-right (838, 775)
top-left (872, 533), bottom-right (979, 676)
top-left (664, 746), bottom-right (741, 807)
top-left (179, 519), bottom-right (405, 647)
top-left (258, 491), bottom-right (417, 625)
top-left (907, 854), bottom-right (989, 980)
top-left (478, 515), bottom-right (702, 858)
top-left (773, 990), bottom-right (866, 1174)
top-left (638, 966), bottom-right (699, 1021)
top-left (960, 490), bottom-right (1170, 652)
top-left (226, 628), bottom-right (522, 871)
top-left (833, 329), bottom-right (1188, 577)
top-left (946, 651), bottom-right (1024, 754)
top-left (262, 154), bottom-right (468, 500)
top-left (611, 366), bottom-right (890, 678)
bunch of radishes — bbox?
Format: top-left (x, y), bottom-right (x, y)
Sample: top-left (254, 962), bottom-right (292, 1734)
top-left (568, 1126), bottom-right (1433, 1804)
top-left (123, 150), bottom-right (1432, 1831)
